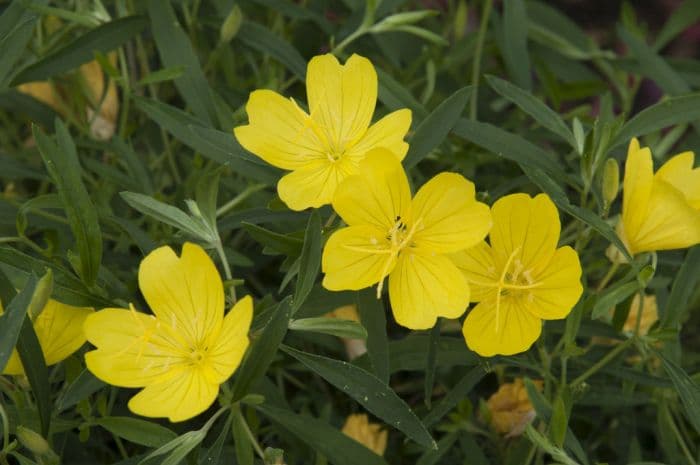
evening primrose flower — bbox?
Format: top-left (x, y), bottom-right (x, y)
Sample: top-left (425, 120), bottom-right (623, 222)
top-left (615, 138), bottom-right (700, 256)
top-left (84, 243), bottom-right (252, 422)
top-left (322, 149), bottom-right (491, 329)
top-left (234, 54), bottom-right (411, 211)
top-left (342, 413), bottom-right (387, 455)
top-left (485, 378), bottom-right (541, 436)
top-left (454, 193), bottom-right (583, 356)
top-left (622, 294), bottom-right (658, 335)
top-left (1, 300), bottom-right (93, 375)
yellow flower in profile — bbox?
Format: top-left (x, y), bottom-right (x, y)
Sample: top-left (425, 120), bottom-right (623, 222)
top-left (1, 300), bottom-right (93, 375)
top-left (486, 378), bottom-right (541, 436)
top-left (342, 413), bottom-right (387, 456)
top-left (322, 149), bottom-right (491, 329)
top-left (84, 243), bottom-right (252, 422)
top-left (454, 193), bottom-right (583, 356)
top-left (622, 294), bottom-right (658, 335)
top-left (616, 138), bottom-right (700, 256)
top-left (234, 54), bottom-right (411, 211)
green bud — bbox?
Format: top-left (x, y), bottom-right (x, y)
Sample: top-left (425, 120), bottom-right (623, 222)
top-left (602, 158), bottom-right (619, 209)
top-left (264, 447), bottom-right (285, 465)
top-left (219, 5), bottom-right (243, 44)
top-left (454, 0), bottom-right (468, 40)
top-left (16, 426), bottom-right (51, 456)
top-left (27, 269), bottom-right (53, 320)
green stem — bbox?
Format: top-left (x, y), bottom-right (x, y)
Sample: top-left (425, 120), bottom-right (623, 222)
top-left (215, 241), bottom-right (237, 304)
top-left (216, 184), bottom-right (267, 218)
top-left (666, 404), bottom-right (697, 465)
top-left (0, 403), bottom-right (9, 452)
top-left (596, 262), bottom-right (620, 291)
top-left (571, 337), bottom-right (634, 388)
top-left (469, 0), bottom-right (493, 121)
top-left (233, 406), bottom-right (265, 459)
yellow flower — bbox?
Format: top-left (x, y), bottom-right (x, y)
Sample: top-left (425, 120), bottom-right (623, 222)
top-left (17, 82), bottom-right (62, 112)
top-left (341, 413), bottom-right (387, 455)
top-left (1, 300), bottom-right (93, 376)
top-left (486, 378), bottom-right (541, 436)
top-left (616, 138), bottom-right (700, 256)
top-left (622, 294), bottom-right (658, 335)
top-left (79, 56), bottom-right (120, 140)
top-left (322, 149), bottom-right (491, 329)
top-left (84, 243), bottom-right (252, 422)
top-left (454, 193), bottom-right (583, 356)
top-left (234, 54), bottom-right (412, 211)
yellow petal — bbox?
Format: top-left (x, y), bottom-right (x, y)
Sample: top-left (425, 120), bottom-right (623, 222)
top-left (277, 159), bottom-right (355, 211)
top-left (84, 308), bottom-right (181, 388)
top-left (2, 351), bottom-right (22, 376)
top-left (207, 296), bottom-right (252, 384)
top-left (462, 297), bottom-right (541, 356)
top-left (306, 54), bottom-right (377, 149)
top-left (322, 225), bottom-right (395, 291)
top-left (138, 243), bottom-right (224, 347)
top-left (625, 179), bottom-right (700, 253)
top-left (234, 90), bottom-right (325, 170)
top-left (388, 251), bottom-right (470, 330)
top-left (528, 246), bottom-right (583, 320)
top-left (489, 193), bottom-right (560, 274)
top-left (127, 367), bottom-right (219, 422)
top-left (17, 82), bottom-right (62, 112)
top-left (332, 148), bottom-right (411, 229)
top-left (451, 241), bottom-right (498, 302)
top-left (655, 151), bottom-right (700, 209)
top-left (621, 138), bottom-right (654, 242)
top-left (412, 173), bottom-right (492, 254)
top-left (33, 300), bottom-right (93, 366)
top-left (346, 109), bottom-right (412, 161)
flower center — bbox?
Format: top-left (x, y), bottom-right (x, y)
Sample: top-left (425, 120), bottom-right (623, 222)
top-left (326, 148), bottom-right (344, 162)
top-left (188, 347), bottom-right (208, 366)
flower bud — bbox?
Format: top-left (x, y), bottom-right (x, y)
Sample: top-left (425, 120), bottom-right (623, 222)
top-left (602, 158), bottom-right (619, 209)
top-left (16, 426), bottom-right (57, 462)
top-left (220, 5), bottom-right (243, 44)
top-left (27, 269), bottom-right (53, 320)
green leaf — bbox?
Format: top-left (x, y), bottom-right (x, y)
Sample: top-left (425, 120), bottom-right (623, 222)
top-left (0, 0), bottom-right (47, 87)
top-left (424, 324), bottom-right (440, 408)
top-left (417, 432), bottom-right (458, 465)
top-left (11, 16), bottom-right (147, 84)
top-left (198, 415), bottom-right (231, 465)
top-left (591, 281), bottom-right (639, 320)
top-left (34, 121), bottom-right (103, 286)
top-left (139, 430), bottom-right (206, 465)
top-left (657, 349), bottom-right (700, 434)
top-left (611, 93), bottom-right (700, 149)
top-left (288, 317), bottom-right (367, 339)
top-left (356, 289), bottom-right (389, 384)
top-left (57, 369), bottom-right (105, 412)
top-left (501, 0), bottom-right (532, 90)
top-left (293, 211), bottom-right (322, 312)
top-left (232, 297), bottom-right (292, 401)
top-left (282, 345), bottom-right (436, 449)
top-left (377, 68), bottom-right (429, 119)
top-left (654, 0), bottom-right (700, 51)
top-left (120, 192), bottom-right (214, 243)
top-left (136, 66), bottom-right (185, 87)
top-left (452, 118), bottom-right (572, 184)
top-left (549, 394), bottom-right (568, 447)
top-left (485, 75), bottom-right (576, 147)
top-left (231, 408), bottom-right (253, 465)
top-left (134, 96), bottom-right (279, 183)
top-left (403, 86), bottom-right (471, 169)
top-left (618, 26), bottom-right (689, 96)
top-left (148, 0), bottom-right (216, 124)
top-left (237, 21), bottom-right (307, 79)
top-left (661, 246), bottom-right (700, 329)
top-left (95, 417), bottom-right (178, 448)
top-left (422, 367), bottom-right (485, 427)
top-left (255, 404), bottom-right (389, 465)
top-left (242, 223), bottom-right (303, 256)
top-left (0, 274), bottom-right (36, 395)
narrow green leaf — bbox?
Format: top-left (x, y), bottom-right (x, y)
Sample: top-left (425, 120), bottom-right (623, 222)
top-left (657, 350), bottom-right (700, 434)
top-left (288, 317), bottom-right (367, 339)
top-left (654, 0), bottom-right (700, 51)
top-left (549, 394), bottom-right (568, 447)
top-left (356, 289), bottom-right (389, 384)
top-left (283, 345), bottom-right (436, 449)
top-left (232, 297), bottom-right (292, 401)
top-left (58, 369), bottom-right (105, 412)
top-left (95, 417), bottom-right (178, 448)
top-left (237, 21), bottom-right (307, 79)
top-left (198, 415), bottom-right (231, 465)
top-left (591, 281), bottom-right (639, 320)
top-left (120, 192), bottom-right (214, 242)
top-left (502, 0), bottom-right (532, 90)
top-left (242, 223), bottom-right (303, 256)
top-left (403, 86), bottom-right (471, 168)
top-left (452, 118), bottom-right (572, 184)
top-left (417, 432), bottom-right (458, 465)
top-left (0, 275), bottom-right (37, 371)
top-left (424, 324), bottom-right (440, 408)
top-left (422, 367), bottom-right (485, 427)
top-left (485, 75), bottom-right (575, 147)
top-left (661, 246), bottom-right (700, 329)
top-left (148, 0), bottom-right (216, 124)
top-left (136, 66), bottom-right (185, 87)
top-left (0, 0), bottom-right (47, 87)
top-left (34, 121), bottom-right (102, 286)
top-left (134, 96), bottom-right (279, 183)
top-left (612, 93), bottom-right (700, 149)
top-left (255, 404), bottom-right (389, 465)
top-left (232, 408), bottom-right (254, 465)
top-left (293, 211), bottom-right (322, 312)
top-left (377, 68), bottom-right (429, 119)
top-left (11, 16), bottom-right (147, 84)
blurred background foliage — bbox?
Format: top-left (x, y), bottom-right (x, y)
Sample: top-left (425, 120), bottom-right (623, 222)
top-left (1, 0), bottom-right (700, 464)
